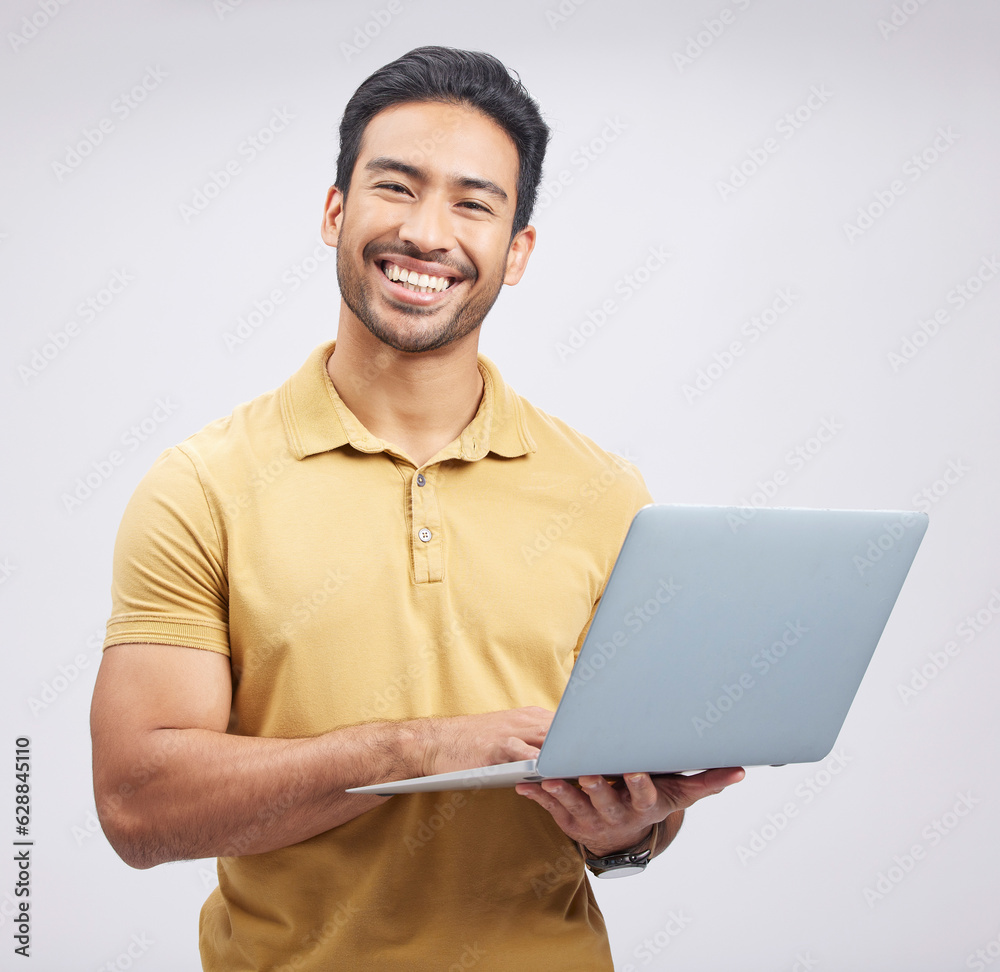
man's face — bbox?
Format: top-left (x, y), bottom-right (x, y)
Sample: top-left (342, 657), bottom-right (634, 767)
top-left (322, 101), bottom-right (534, 354)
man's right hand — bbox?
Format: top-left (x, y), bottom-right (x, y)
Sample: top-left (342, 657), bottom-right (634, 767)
top-left (409, 706), bottom-right (554, 778)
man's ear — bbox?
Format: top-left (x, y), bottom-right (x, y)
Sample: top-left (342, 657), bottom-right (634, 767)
top-left (320, 185), bottom-right (345, 247)
top-left (504, 224), bottom-right (537, 286)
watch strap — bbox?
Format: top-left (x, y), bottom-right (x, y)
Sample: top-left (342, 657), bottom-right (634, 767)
top-left (579, 820), bottom-right (664, 878)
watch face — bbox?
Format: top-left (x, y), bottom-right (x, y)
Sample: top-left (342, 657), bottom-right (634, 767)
top-left (595, 864), bottom-right (646, 879)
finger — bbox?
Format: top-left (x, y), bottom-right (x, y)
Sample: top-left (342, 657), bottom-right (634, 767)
top-left (620, 773), bottom-right (660, 814)
top-left (577, 776), bottom-right (636, 822)
top-left (517, 705), bottom-right (555, 734)
top-left (499, 736), bottom-right (542, 762)
top-left (515, 781), bottom-right (581, 832)
top-left (538, 778), bottom-right (595, 820)
top-left (652, 766), bottom-right (745, 811)
top-left (513, 722), bottom-right (549, 750)
top-left (688, 766), bottom-right (746, 793)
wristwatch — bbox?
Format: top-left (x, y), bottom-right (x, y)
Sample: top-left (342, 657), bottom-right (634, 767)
top-left (582, 822), bottom-right (659, 879)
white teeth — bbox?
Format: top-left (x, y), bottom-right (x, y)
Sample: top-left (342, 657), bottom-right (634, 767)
top-left (382, 262), bottom-right (453, 293)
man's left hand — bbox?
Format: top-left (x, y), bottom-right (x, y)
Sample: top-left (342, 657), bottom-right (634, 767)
top-left (515, 766), bottom-right (745, 858)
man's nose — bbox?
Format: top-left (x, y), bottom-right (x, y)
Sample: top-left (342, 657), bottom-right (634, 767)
top-left (397, 195), bottom-right (457, 254)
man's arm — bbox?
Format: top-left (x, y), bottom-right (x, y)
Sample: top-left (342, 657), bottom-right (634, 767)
top-left (91, 642), bottom-right (551, 869)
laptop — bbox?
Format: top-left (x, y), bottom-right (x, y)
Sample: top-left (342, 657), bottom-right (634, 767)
top-left (347, 504), bottom-right (928, 796)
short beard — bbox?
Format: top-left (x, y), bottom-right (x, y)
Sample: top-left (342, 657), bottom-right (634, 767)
top-left (336, 239), bottom-right (506, 354)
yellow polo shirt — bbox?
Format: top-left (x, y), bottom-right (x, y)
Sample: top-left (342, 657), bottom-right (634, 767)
top-left (104, 340), bottom-right (652, 971)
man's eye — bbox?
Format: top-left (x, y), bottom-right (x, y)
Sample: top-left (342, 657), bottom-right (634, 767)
top-left (376, 182), bottom-right (409, 194)
top-left (460, 201), bottom-right (490, 213)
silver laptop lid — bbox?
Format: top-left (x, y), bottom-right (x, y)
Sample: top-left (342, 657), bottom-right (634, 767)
top-left (535, 505), bottom-right (927, 778)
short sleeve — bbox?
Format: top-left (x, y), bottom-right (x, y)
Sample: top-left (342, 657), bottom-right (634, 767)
top-left (571, 454), bottom-right (654, 662)
top-left (103, 445), bottom-right (230, 655)
top-left (612, 454), bottom-right (654, 542)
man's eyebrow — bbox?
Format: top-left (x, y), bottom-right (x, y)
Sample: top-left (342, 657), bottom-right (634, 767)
top-left (364, 156), bottom-right (422, 180)
top-left (452, 174), bottom-right (508, 204)
top-left (364, 155), bottom-right (509, 205)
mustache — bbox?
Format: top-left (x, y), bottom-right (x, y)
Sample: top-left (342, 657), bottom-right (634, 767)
top-left (363, 241), bottom-right (476, 281)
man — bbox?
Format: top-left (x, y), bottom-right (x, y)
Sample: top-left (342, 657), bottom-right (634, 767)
top-left (91, 46), bottom-right (743, 971)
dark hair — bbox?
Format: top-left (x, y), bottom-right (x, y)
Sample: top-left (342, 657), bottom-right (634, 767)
top-left (335, 46), bottom-right (550, 239)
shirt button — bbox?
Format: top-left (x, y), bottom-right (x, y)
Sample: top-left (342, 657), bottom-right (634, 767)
top-left (418, 528), bottom-right (432, 542)
top-left (416, 473), bottom-right (426, 487)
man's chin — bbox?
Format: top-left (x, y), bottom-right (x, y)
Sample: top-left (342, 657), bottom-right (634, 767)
top-left (357, 314), bottom-right (477, 355)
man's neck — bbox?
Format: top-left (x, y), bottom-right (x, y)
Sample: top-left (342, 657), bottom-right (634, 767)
top-left (326, 318), bottom-right (485, 468)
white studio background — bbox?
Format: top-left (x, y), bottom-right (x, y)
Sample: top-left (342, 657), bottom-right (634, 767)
top-left (1, 1), bottom-right (998, 970)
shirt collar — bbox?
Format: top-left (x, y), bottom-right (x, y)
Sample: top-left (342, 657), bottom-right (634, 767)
top-left (280, 340), bottom-right (536, 462)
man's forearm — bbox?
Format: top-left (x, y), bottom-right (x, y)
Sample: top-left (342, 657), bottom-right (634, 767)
top-left (97, 720), bottom-right (422, 869)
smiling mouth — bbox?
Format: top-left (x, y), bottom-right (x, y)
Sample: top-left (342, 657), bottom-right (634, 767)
top-left (380, 261), bottom-right (457, 294)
